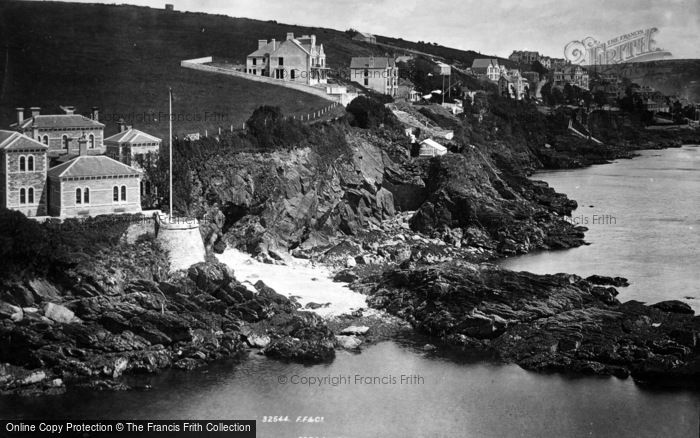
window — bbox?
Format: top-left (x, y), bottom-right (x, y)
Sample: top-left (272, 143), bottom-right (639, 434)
top-left (253, 69), bottom-right (256, 75)
top-left (290, 69), bottom-right (295, 79)
top-left (252, 58), bottom-right (257, 66)
top-left (19, 188), bottom-right (26, 205)
top-left (62, 135), bottom-right (69, 150)
top-left (84, 187), bottom-right (90, 204)
top-left (113, 186), bottom-right (119, 202)
top-left (364, 78), bottom-right (369, 86)
top-left (76, 188), bottom-right (82, 204)
top-left (27, 156), bottom-right (34, 171)
top-left (278, 57), bottom-right (284, 66)
top-left (89, 134), bottom-right (95, 149)
top-left (42, 135), bottom-right (49, 145)
top-left (28, 187), bottom-right (34, 204)
top-left (364, 69), bottom-right (368, 77)
top-left (19, 156), bottom-right (25, 172)
top-left (121, 185), bottom-right (127, 201)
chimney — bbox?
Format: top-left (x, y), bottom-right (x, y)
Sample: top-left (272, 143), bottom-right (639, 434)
top-left (117, 118), bottom-right (127, 132)
top-left (286, 32), bottom-right (294, 41)
top-left (16, 107), bottom-right (24, 125)
top-left (258, 39), bottom-right (267, 50)
top-left (60, 105), bottom-right (75, 115)
top-left (310, 35), bottom-right (316, 47)
top-left (271, 38), bottom-right (276, 49)
top-left (78, 136), bottom-right (88, 156)
top-left (91, 107), bottom-right (99, 121)
top-left (30, 107), bottom-right (41, 117)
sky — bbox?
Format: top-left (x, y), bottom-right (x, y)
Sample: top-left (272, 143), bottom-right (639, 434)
top-left (42, 0), bottom-right (700, 59)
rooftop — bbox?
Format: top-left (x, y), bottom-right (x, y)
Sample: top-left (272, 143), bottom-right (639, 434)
top-left (47, 155), bottom-right (141, 179)
top-left (14, 114), bottom-right (105, 130)
top-left (0, 130), bottom-right (48, 151)
top-left (104, 128), bottom-right (161, 144)
top-left (350, 56), bottom-right (396, 69)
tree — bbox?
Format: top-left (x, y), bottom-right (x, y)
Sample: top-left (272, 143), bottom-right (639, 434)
top-left (551, 87), bottom-right (565, 106)
top-left (593, 90), bottom-right (608, 107)
top-left (346, 96), bottom-right (398, 129)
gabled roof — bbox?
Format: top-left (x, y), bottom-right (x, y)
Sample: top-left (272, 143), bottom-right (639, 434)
top-left (14, 114), bottom-right (105, 130)
top-left (248, 40), bottom-right (280, 57)
top-left (48, 155), bottom-right (140, 179)
top-left (420, 138), bottom-right (447, 151)
top-left (0, 130), bottom-right (48, 151)
top-left (471, 58), bottom-right (500, 69)
top-left (104, 128), bottom-right (161, 144)
top-left (354, 32), bottom-right (375, 39)
top-left (350, 56), bottom-right (395, 69)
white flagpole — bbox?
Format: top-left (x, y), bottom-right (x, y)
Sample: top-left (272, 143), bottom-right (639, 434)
top-left (169, 87), bottom-right (173, 220)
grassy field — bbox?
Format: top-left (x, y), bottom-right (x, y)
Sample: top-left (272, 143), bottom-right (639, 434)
top-left (0, 1), bottom-right (507, 138)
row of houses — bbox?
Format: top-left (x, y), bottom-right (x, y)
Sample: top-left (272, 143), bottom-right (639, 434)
top-left (245, 32), bottom-right (412, 99)
top-left (508, 50), bottom-right (568, 69)
top-left (2, 106), bottom-right (161, 218)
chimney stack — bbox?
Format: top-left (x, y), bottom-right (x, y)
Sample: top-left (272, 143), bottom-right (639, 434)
top-left (271, 38), bottom-right (276, 49)
top-left (16, 107), bottom-right (24, 125)
top-left (310, 35), bottom-right (316, 47)
top-left (78, 136), bottom-right (88, 156)
top-left (286, 32), bottom-right (294, 41)
top-left (117, 118), bottom-right (127, 132)
top-left (258, 39), bottom-right (267, 50)
top-left (60, 105), bottom-right (75, 115)
top-left (91, 107), bottom-right (99, 121)
top-left (30, 107), bottom-right (41, 117)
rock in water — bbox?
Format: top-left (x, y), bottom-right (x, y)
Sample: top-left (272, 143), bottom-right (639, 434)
top-left (335, 335), bottom-right (362, 349)
top-left (245, 333), bottom-right (271, 349)
top-left (340, 325), bottom-right (370, 336)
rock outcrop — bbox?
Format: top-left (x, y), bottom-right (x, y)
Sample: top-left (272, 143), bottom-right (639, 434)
top-left (361, 261), bottom-right (699, 385)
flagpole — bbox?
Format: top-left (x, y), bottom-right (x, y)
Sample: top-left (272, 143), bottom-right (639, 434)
top-left (169, 87), bottom-right (173, 220)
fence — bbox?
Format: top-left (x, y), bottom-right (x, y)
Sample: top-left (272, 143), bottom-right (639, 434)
top-left (181, 57), bottom-right (338, 103)
top-left (287, 101), bottom-right (344, 123)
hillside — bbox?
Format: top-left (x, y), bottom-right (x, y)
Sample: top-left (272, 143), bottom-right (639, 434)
top-left (0, 1), bottom-right (503, 139)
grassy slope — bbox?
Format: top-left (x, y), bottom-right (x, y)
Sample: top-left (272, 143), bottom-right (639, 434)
top-left (0, 2), bottom-right (333, 138)
top-left (0, 1), bottom-right (503, 138)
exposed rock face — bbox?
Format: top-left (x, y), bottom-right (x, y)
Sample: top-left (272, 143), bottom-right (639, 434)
top-left (361, 261), bottom-right (699, 384)
top-left (0, 259), bottom-right (336, 395)
top-left (408, 151), bottom-right (583, 254)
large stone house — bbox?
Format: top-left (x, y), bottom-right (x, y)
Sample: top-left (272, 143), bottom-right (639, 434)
top-left (104, 126), bottom-right (161, 169)
top-left (349, 56), bottom-right (398, 96)
top-left (553, 65), bottom-right (590, 90)
top-left (11, 106), bottom-right (105, 158)
top-left (352, 32), bottom-right (377, 44)
top-left (246, 32), bottom-right (328, 85)
top-left (0, 130), bottom-right (48, 217)
top-left (499, 73), bottom-right (529, 100)
top-left (471, 59), bottom-right (507, 81)
top-left (46, 146), bottom-right (141, 217)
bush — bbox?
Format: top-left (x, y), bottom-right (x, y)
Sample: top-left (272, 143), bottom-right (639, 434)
top-left (346, 96), bottom-right (399, 129)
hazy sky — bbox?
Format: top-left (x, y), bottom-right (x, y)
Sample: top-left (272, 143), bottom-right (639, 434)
top-left (46, 0), bottom-right (700, 59)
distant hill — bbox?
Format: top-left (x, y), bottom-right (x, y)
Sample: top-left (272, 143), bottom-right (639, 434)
top-left (0, 1), bottom-right (504, 138)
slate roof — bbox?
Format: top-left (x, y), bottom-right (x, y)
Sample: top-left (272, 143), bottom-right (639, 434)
top-left (47, 155), bottom-right (140, 179)
top-left (15, 114), bottom-right (104, 130)
top-left (104, 128), bottom-right (161, 144)
top-left (0, 130), bottom-right (48, 151)
top-left (471, 58), bottom-right (500, 69)
top-left (350, 57), bottom-right (395, 69)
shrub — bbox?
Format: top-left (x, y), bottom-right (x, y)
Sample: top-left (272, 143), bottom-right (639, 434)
top-left (346, 96), bottom-right (399, 129)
